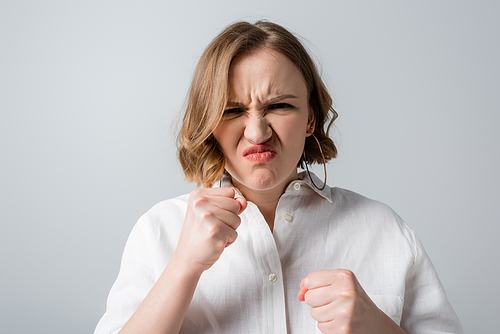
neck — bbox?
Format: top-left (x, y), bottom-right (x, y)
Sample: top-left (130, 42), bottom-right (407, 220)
top-left (246, 191), bottom-right (281, 232)
top-left (231, 173), bottom-right (298, 232)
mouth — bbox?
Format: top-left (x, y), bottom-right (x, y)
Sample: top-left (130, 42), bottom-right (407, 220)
top-left (243, 144), bottom-right (277, 163)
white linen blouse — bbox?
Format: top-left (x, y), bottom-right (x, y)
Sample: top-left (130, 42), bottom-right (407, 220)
top-left (94, 172), bottom-right (463, 334)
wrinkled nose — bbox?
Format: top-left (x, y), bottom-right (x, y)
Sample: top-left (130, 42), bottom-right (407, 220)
top-left (244, 115), bottom-right (272, 144)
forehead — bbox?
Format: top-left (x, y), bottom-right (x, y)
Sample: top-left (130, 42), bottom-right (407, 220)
top-left (228, 48), bottom-right (307, 100)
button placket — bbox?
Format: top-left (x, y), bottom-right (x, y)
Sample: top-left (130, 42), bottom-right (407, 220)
top-left (245, 200), bottom-right (287, 333)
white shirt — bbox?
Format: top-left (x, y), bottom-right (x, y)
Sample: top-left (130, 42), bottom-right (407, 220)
top-left (95, 172), bottom-right (463, 334)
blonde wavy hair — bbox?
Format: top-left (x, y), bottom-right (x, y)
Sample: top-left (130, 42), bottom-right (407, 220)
top-left (177, 20), bottom-right (338, 188)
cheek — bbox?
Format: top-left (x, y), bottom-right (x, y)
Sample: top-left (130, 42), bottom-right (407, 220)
top-left (275, 116), bottom-right (309, 144)
top-left (212, 122), bottom-right (241, 153)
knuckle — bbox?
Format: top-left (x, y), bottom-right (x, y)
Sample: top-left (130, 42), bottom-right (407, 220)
top-left (190, 188), bottom-right (203, 198)
top-left (214, 238), bottom-right (227, 251)
top-left (225, 230), bottom-right (238, 245)
top-left (232, 200), bottom-right (241, 212)
top-left (303, 276), bottom-right (312, 289)
top-left (226, 187), bottom-right (236, 197)
top-left (336, 269), bottom-right (355, 281)
top-left (338, 288), bottom-right (357, 303)
top-left (200, 210), bottom-right (214, 220)
top-left (233, 215), bottom-right (242, 228)
top-left (206, 222), bottom-right (221, 236)
top-left (192, 197), bottom-right (208, 209)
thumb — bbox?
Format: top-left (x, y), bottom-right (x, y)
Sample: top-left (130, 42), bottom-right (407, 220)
top-left (297, 285), bottom-right (308, 301)
top-left (235, 197), bottom-right (247, 215)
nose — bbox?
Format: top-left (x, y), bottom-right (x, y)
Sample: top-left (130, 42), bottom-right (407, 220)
top-left (243, 114), bottom-right (272, 144)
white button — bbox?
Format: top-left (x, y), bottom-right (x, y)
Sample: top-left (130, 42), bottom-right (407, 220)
top-left (284, 214), bottom-right (293, 222)
top-left (293, 183), bottom-right (301, 190)
top-left (268, 273), bottom-right (278, 283)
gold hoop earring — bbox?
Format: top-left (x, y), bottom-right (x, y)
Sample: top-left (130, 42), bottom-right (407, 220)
top-left (303, 133), bottom-right (327, 191)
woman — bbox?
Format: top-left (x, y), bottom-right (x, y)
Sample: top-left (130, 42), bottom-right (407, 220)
top-left (95, 21), bottom-right (463, 334)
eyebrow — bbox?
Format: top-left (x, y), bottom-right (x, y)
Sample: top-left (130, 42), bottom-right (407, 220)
top-left (226, 94), bottom-right (298, 108)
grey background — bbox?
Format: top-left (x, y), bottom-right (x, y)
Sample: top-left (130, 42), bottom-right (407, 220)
top-left (1, 1), bottom-right (498, 333)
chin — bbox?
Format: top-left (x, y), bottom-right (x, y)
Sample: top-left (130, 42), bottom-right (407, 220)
top-left (245, 175), bottom-right (277, 190)
top-left (233, 169), bottom-right (290, 192)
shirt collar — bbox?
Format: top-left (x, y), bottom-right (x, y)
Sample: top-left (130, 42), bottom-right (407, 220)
top-left (296, 170), bottom-right (332, 203)
top-left (218, 174), bottom-right (245, 199)
top-left (217, 171), bottom-right (332, 203)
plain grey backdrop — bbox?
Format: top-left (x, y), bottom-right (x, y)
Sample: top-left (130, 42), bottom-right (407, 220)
top-left (1, 1), bottom-right (498, 333)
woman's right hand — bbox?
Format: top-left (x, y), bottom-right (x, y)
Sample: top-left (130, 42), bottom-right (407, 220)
top-left (118, 187), bottom-right (246, 334)
top-left (174, 187), bottom-right (247, 275)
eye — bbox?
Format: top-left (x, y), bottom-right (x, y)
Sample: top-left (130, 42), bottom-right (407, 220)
top-left (268, 103), bottom-right (294, 110)
top-left (223, 108), bottom-right (244, 116)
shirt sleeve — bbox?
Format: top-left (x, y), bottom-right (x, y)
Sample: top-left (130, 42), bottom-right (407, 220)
top-left (94, 215), bottom-right (157, 334)
top-left (400, 230), bottom-right (464, 334)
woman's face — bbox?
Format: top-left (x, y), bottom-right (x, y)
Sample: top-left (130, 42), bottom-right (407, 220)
top-left (212, 48), bottom-right (315, 197)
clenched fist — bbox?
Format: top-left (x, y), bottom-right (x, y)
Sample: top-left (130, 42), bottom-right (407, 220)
top-left (298, 269), bottom-right (406, 334)
top-left (174, 187), bottom-right (247, 275)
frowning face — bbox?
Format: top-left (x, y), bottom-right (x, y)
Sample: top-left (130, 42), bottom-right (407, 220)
top-left (212, 48), bottom-right (315, 198)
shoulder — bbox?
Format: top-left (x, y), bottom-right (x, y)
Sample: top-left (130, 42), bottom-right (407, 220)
top-left (330, 187), bottom-right (395, 215)
top-left (132, 193), bottom-right (190, 236)
top-left (329, 187), bottom-right (416, 245)
top-left (143, 193), bottom-right (190, 219)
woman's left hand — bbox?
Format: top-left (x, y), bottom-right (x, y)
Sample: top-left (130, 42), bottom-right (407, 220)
top-left (297, 269), bottom-right (407, 334)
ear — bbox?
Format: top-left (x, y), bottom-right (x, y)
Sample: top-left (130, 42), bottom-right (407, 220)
top-left (306, 107), bottom-right (316, 137)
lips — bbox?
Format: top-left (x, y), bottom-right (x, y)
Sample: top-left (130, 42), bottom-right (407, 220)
top-left (243, 144), bottom-right (277, 163)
